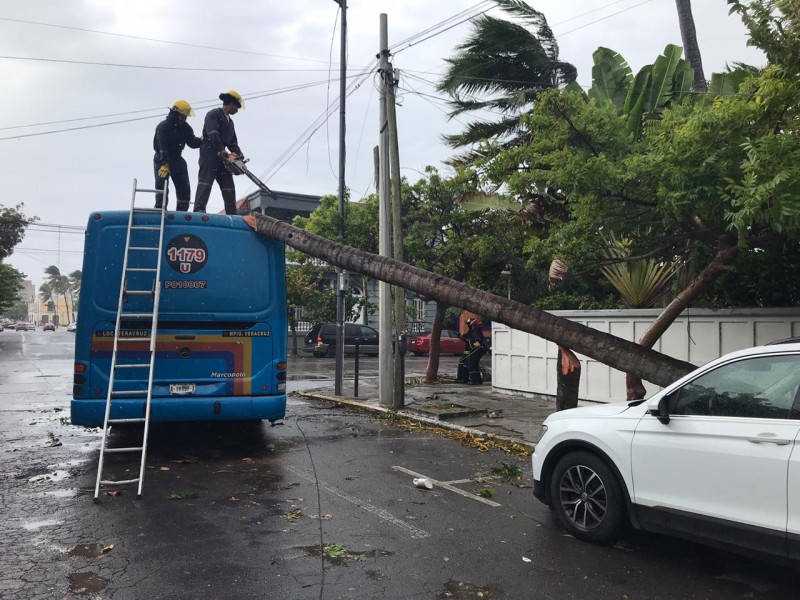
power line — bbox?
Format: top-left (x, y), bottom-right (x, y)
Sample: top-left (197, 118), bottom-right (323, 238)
top-left (391, 1), bottom-right (493, 52)
top-left (0, 16), bottom-right (345, 66)
top-left (392, 2), bottom-right (494, 55)
top-left (0, 78), bottom-right (365, 141)
top-left (1, 76), bottom-right (366, 132)
top-left (0, 55), bottom-right (344, 72)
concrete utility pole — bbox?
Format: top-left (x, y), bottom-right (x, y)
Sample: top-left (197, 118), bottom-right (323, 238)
top-left (378, 14), bottom-right (394, 406)
top-left (334, 0), bottom-right (347, 395)
top-left (385, 59), bottom-right (405, 409)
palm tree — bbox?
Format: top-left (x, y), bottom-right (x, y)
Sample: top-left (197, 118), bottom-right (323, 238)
top-left (44, 265), bottom-right (72, 324)
top-left (675, 0), bottom-right (707, 91)
top-left (68, 270), bottom-right (81, 317)
top-left (244, 214), bottom-right (695, 388)
top-left (438, 0), bottom-right (577, 165)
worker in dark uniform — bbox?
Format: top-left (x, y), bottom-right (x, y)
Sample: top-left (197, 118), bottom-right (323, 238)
top-left (153, 100), bottom-right (201, 211)
top-left (194, 90), bottom-right (245, 215)
top-left (465, 318), bottom-right (487, 385)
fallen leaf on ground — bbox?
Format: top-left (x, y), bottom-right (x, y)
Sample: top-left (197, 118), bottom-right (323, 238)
top-left (100, 544), bottom-right (115, 554)
top-left (240, 458), bottom-right (255, 464)
top-left (159, 467), bottom-right (170, 472)
top-left (283, 510), bottom-right (303, 522)
top-left (105, 491), bottom-right (121, 497)
top-left (321, 513), bottom-right (333, 520)
top-left (227, 496), bottom-right (240, 502)
top-left (522, 556), bottom-right (531, 563)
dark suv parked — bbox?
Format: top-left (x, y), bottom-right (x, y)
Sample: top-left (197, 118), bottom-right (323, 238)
top-left (303, 323), bottom-right (379, 357)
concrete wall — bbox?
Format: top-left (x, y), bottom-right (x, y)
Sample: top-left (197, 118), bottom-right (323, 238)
top-left (491, 308), bottom-right (800, 403)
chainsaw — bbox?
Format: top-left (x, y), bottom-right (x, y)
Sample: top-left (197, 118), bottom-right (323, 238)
top-left (222, 154), bottom-right (278, 201)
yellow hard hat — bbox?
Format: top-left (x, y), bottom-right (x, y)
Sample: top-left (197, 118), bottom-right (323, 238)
top-left (170, 99), bottom-right (194, 117)
top-left (219, 89), bottom-right (244, 109)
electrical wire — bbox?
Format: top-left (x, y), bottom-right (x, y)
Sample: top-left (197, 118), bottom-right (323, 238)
top-left (390, 1), bottom-right (494, 53)
top-left (392, 2), bottom-right (494, 55)
top-left (253, 63), bottom-right (377, 186)
top-left (0, 16), bottom-right (348, 66)
top-left (294, 417), bottom-right (326, 600)
top-left (0, 55), bottom-right (344, 72)
top-left (0, 78), bottom-right (367, 141)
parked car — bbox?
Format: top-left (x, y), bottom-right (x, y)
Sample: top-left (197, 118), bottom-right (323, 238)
top-left (43, 323), bottom-right (56, 331)
top-left (67, 322), bottom-right (77, 332)
top-left (407, 330), bottom-right (466, 356)
top-left (302, 323), bottom-right (379, 357)
top-left (16, 322), bottom-right (35, 331)
top-left (532, 342), bottom-right (800, 561)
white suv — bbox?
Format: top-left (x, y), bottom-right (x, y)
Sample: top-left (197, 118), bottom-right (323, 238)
top-left (532, 342), bottom-right (800, 560)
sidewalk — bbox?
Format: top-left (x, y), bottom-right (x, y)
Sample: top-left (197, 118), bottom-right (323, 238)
top-left (298, 372), bottom-right (563, 450)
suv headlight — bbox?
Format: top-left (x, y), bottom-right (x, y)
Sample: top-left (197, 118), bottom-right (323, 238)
top-left (534, 424), bottom-right (548, 443)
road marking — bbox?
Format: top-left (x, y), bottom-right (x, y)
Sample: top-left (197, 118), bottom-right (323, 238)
top-left (442, 476), bottom-right (500, 485)
top-left (392, 466), bottom-right (501, 507)
top-left (285, 464), bottom-right (430, 539)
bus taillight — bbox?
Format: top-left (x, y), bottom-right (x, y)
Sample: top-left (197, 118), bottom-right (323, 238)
top-left (74, 363), bottom-right (87, 373)
top-left (277, 362), bottom-right (287, 370)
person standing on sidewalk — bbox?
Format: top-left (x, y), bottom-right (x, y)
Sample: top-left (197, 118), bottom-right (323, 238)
top-left (194, 90), bottom-right (245, 215)
top-left (465, 318), bottom-right (487, 385)
top-left (153, 100), bottom-right (201, 211)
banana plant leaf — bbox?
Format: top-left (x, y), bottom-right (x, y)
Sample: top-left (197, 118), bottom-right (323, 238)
top-left (588, 47), bottom-right (633, 112)
top-left (458, 191), bottom-right (523, 212)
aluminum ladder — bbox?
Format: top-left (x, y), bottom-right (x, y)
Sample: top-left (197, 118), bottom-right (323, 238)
top-left (93, 178), bottom-right (169, 502)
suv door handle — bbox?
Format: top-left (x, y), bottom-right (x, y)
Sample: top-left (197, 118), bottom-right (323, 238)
top-left (746, 434), bottom-right (791, 446)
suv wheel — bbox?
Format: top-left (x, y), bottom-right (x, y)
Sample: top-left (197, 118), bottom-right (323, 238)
top-left (549, 451), bottom-right (625, 543)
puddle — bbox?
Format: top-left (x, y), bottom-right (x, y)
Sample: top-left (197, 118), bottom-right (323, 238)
top-left (29, 470), bottom-right (71, 483)
top-left (299, 545), bottom-right (393, 567)
top-left (22, 519), bottom-right (62, 532)
top-left (68, 543), bottom-right (115, 558)
top-left (438, 580), bottom-right (505, 599)
top-left (69, 572), bottom-right (108, 595)
top-left (267, 440), bottom-right (298, 453)
top-left (34, 488), bottom-right (80, 499)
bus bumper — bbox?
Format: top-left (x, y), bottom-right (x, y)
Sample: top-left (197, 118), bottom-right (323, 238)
top-left (71, 395), bottom-right (287, 427)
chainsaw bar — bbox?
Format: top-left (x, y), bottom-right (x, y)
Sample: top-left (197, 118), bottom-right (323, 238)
top-left (223, 156), bottom-right (277, 201)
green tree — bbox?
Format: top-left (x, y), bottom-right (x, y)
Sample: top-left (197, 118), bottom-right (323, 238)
top-left (438, 0), bottom-right (576, 166)
top-left (43, 265), bottom-right (72, 324)
top-left (475, 0), bottom-right (800, 397)
top-left (0, 204), bottom-right (36, 261)
top-left (0, 262), bottom-right (24, 314)
top-left (68, 270), bottom-right (82, 315)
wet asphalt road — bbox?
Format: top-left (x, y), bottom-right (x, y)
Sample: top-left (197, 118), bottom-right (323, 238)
top-left (2, 329), bottom-right (800, 600)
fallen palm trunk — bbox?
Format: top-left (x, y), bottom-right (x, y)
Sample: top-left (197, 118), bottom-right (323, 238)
top-left (245, 214), bottom-right (695, 388)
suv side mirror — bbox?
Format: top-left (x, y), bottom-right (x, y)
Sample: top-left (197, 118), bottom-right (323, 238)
top-left (650, 396), bottom-right (671, 425)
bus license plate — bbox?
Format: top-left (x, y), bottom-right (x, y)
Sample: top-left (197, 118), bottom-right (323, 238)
top-left (170, 383), bottom-right (195, 395)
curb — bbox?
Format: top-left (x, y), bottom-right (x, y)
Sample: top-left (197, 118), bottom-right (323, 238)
top-left (297, 391), bottom-right (536, 451)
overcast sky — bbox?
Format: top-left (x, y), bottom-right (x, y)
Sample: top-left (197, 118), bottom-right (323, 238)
top-left (1, 0), bottom-right (764, 291)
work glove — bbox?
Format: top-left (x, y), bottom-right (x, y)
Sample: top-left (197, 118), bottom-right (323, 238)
top-left (158, 163), bottom-right (169, 178)
top-left (473, 342), bottom-right (481, 348)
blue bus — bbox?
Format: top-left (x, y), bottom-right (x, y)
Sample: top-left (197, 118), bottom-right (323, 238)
top-left (71, 210), bottom-right (287, 427)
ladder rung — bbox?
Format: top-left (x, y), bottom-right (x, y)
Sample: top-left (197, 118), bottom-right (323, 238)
top-left (125, 290), bottom-right (153, 296)
top-left (100, 478), bottom-right (141, 485)
top-left (104, 447), bottom-right (143, 454)
top-left (108, 418), bottom-right (147, 424)
top-left (111, 390), bottom-right (146, 396)
top-left (114, 364), bottom-right (150, 369)
top-left (132, 208), bottom-right (163, 213)
top-left (120, 313), bottom-right (153, 318)
top-left (129, 246), bottom-right (159, 252)
top-left (117, 337), bottom-right (151, 342)
top-left (134, 189), bottom-right (161, 195)
top-left (126, 268), bottom-right (157, 272)
top-left (131, 226), bottom-right (161, 231)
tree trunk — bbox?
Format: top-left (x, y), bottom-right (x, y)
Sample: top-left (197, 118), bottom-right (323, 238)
top-left (675, 0), bottom-right (707, 91)
top-left (245, 214), bottom-right (696, 387)
top-left (424, 301), bottom-right (447, 383)
top-left (556, 347), bottom-right (581, 411)
top-left (626, 236), bottom-right (738, 399)
top-left (246, 213), bottom-right (697, 386)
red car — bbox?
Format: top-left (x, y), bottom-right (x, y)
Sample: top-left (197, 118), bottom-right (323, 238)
top-left (408, 330), bottom-right (466, 356)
